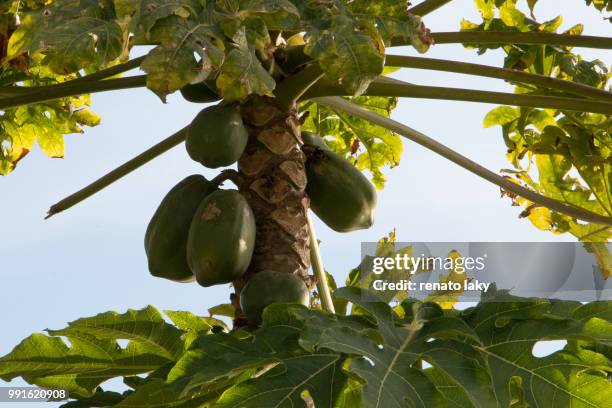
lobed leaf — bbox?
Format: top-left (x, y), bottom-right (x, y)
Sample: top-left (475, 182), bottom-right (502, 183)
top-left (463, 288), bottom-right (612, 407)
top-left (7, 0), bottom-right (128, 74)
top-left (0, 306), bottom-right (184, 397)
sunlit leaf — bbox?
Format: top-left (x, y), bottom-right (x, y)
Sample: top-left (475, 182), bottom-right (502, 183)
top-left (8, 0), bottom-right (128, 74)
top-left (0, 306), bottom-right (183, 397)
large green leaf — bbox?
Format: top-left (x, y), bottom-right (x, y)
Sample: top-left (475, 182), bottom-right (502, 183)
top-left (140, 13), bottom-right (225, 100)
top-left (0, 306), bottom-right (184, 397)
top-left (3, 289), bottom-right (612, 407)
top-left (299, 287), bottom-right (497, 408)
top-left (463, 289), bottom-right (612, 407)
top-left (216, 353), bottom-right (346, 408)
top-left (166, 305), bottom-right (349, 407)
top-left (48, 306), bottom-right (186, 360)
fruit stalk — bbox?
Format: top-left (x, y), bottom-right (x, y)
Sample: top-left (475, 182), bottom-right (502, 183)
top-left (233, 96), bottom-right (312, 326)
top-left (307, 213), bottom-right (335, 314)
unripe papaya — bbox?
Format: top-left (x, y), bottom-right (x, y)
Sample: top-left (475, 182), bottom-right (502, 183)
top-left (187, 189), bottom-right (256, 287)
top-left (301, 131), bottom-right (329, 151)
top-left (186, 105), bottom-right (249, 169)
top-left (305, 144), bottom-right (377, 232)
top-left (145, 175), bottom-right (215, 282)
top-left (180, 81), bottom-right (220, 103)
top-left (240, 271), bottom-right (310, 325)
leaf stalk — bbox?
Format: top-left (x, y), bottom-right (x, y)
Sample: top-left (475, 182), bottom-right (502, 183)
top-left (422, 31), bottom-right (612, 49)
top-left (304, 77), bottom-right (612, 114)
top-left (274, 63), bottom-right (325, 110)
top-left (0, 76), bottom-right (147, 110)
top-left (409, 0), bottom-right (455, 16)
top-left (313, 96), bottom-right (612, 226)
top-left (385, 54), bottom-right (612, 102)
top-left (46, 126), bottom-right (188, 219)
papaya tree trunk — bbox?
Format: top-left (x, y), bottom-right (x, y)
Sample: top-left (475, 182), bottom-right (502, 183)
top-left (233, 96), bottom-right (311, 327)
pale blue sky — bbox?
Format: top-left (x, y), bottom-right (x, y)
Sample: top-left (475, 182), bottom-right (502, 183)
top-left (1, 1), bottom-right (610, 404)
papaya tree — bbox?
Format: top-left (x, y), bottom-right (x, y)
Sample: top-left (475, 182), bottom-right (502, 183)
top-left (1, 0), bottom-right (612, 406)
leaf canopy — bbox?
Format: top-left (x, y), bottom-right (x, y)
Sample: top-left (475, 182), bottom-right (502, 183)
top-left (1, 287), bottom-right (610, 407)
top-left (0, 0), bottom-right (430, 175)
top-left (467, 0), bottom-right (612, 243)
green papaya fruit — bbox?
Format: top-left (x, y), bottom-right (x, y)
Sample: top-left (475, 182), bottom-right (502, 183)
top-left (179, 81), bottom-right (221, 103)
top-left (187, 189), bottom-right (256, 287)
top-left (240, 271), bottom-right (310, 325)
top-left (305, 147), bottom-right (377, 232)
top-left (186, 105), bottom-right (249, 169)
top-left (301, 131), bottom-right (329, 151)
top-left (145, 175), bottom-right (215, 282)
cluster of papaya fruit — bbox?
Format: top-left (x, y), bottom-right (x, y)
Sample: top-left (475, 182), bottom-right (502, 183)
top-left (144, 84), bottom-right (377, 323)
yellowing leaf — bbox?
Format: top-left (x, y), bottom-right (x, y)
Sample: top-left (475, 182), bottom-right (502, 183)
top-left (305, 22), bottom-right (384, 96)
top-left (483, 106), bottom-right (521, 128)
top-left (584, 242), bottom-right (612, 279)
top-left (216, 27), bottom-right (275, 101)
top-left (37, 129), bottom-right (64, 158)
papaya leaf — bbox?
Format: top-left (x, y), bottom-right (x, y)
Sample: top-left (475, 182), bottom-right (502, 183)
top-left (470, 1), bottom-right (612, 245)
top-left (215, 353), bottom-right (346, 408)
top-left (4, 290), bottom-right (612, 407)
top-left (347, 234), bottom-right (424, 303)
top-left (48, 306), bottom-right (186, 361)
top-left (463, 287), bottom-right (612, 407)
top-left (424, 250), bottom-right (470, 309)
top-left (346, 0), bottom-right (432, 50)
top-left (0, 0), bottom-right (434, 174)
top-left (0, 306), bottom-right (185, 397)
top-left (7, 0), bottom-right (128, 74)
top-left (483, 106), bottom-right (520, 128)
top-left (114, 0), bottom-right (142, 23)
top-left (304, 20), bottom-right (384, 96)
top-left (59, 389), bottom-right (128, 408)
top-left (207, 303), bottom-right (235, 319)
top-left (242, 0), bottom-right (301, 30)
top-left (137, 0), bottom-right (201, 36)
top-left (424, 367), bottom-right (477, 408)
top-left (112, 378), bottom-right (216, 407)
top-left (584, 242), bottom-right (612, 279)
top-left (164, 310), bottom-right (226, 348)
top-left (0, 95), bottom-right (100, 175)
top-left (299, 287), bottom-right (497, 408)
top-left (161, 304), bottom-right (349, 407)
top-left (0, 333), bottom-right (169, 398)
top-left (216, 27), bottom-right (275, 101)
top-left (585, 0), bottom-right (612, 13)
top-left (141, 14), bottom-right (226, 100)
